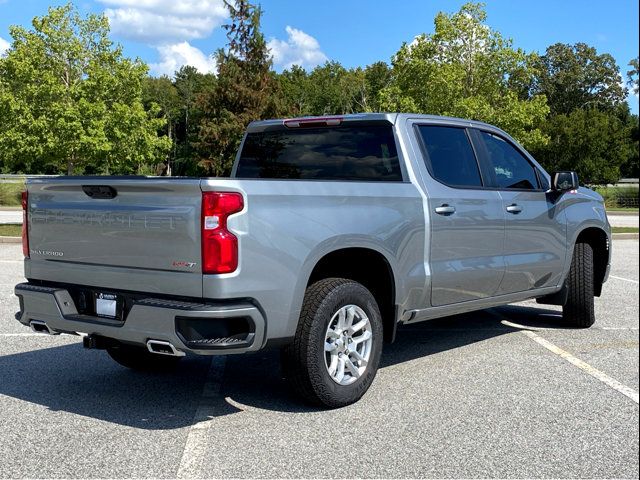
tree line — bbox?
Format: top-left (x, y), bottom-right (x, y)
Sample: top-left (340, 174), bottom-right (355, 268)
top-left (0, 1), bottom-right (638, 184)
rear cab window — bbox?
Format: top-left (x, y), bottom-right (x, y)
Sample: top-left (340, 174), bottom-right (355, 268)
top-left (416, 125), bottom-right (483, 188)
top-left (235, 124), bottom-right (402, 181)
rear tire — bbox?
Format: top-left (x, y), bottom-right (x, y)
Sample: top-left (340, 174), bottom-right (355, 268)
top-left (107, 344), bottom-right (182, 372)
top-left (562, 242), bottom-right (596, 328)
top-left (282, 278), bottom-right (383, 408)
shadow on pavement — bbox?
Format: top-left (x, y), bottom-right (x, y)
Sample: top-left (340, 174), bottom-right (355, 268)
top-left (0, 305), bottom-right (571, 428)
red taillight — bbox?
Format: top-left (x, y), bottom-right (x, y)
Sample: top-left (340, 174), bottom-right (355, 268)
top-left (21, 190), bottom-right (29, 258)
top-left (201, 192), bottom-right (244, 274)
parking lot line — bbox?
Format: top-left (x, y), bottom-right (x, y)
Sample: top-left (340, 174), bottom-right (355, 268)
top-left (610, 275), bottom-right (639, 284)
top-left (601, 326), bottom-right (640, 330)
top-left (177, 356), bottom-right (227, 479)
top-left (521, 329), bottom-right (639, 404)
top-left (0, 333), bottom-right (45, 337)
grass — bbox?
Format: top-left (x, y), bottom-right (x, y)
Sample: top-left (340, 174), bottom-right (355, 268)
top-left (0, 182), bottom-right (24, 207)
top-left (611, 227), bottom-right (639, 234)
top-left (0, 224), bottom-right (22, 237)
top-left (594, 186), bottom-right (639, 209)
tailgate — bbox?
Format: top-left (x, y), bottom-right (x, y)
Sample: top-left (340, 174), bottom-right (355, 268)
top-left (26, 177), bottom-right (203, 297)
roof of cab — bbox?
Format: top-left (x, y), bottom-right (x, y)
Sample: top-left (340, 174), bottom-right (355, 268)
top-left (246, 112), bottom-right (502, 133)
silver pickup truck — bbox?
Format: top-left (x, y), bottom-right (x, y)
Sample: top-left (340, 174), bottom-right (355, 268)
top-left (15, 113), bottom-right (611, 407)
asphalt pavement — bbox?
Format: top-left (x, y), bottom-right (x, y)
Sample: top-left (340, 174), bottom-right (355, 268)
top-left (0, 241), bottom-right (638, 478)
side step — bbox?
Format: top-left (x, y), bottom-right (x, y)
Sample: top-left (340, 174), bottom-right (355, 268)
top-left (187, 337), bottom-right (247, 347)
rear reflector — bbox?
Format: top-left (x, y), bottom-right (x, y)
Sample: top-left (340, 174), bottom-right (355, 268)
top-left (201, 192), bottom-right (244, 274)
top-left (284, 117), bottom-right (343, 128)
top-left (21, 191), bottom-right (29, 258)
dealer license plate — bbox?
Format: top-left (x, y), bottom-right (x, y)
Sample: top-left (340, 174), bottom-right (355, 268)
top-left (95, 293), bottom-right (117, 318)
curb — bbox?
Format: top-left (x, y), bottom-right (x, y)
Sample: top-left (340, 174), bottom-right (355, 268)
top-left (612, 233), bottom-right (639, 240)
top-left (0, 236), bottom-right (21, 243)
top-left (606, 211), bottom-right (639, 217)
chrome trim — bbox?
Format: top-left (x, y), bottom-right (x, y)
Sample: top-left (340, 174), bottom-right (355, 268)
top-left (146, 339), bottom-right (186, 357)
top-left (29, 320), bottom-right (59, 335)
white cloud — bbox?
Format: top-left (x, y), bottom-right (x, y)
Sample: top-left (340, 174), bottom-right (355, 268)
top-left (150, 41), bottom-right (216, 76)
top-left (100, 0), bottom-right (226, 44)
top-left (98, 0), bottom-right (224, 76)
top-left (0, 36), bottom-right (10, 56)
top-left (267, 26), bottom-right (327, 70)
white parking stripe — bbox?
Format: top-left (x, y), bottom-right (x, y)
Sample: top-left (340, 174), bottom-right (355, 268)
top-left (177, 356), bottom-right (227, 479)
top-left (522, 330), bottom-right (639, 404)
top-left (0, 333), bottom-right (52, 337)
top-left (610, 275), bottom-right (639, 284)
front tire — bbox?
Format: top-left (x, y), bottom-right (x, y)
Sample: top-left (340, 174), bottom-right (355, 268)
top-left (107, 344), bottom-right (183, 372)
top-left (282, 278), bottom-right (383, 408)
top-left (563, 242), bottom-right (596, 328)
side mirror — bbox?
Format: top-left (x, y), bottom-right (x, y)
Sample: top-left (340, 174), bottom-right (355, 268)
top-left (552, 171), bottom-right (579, 192)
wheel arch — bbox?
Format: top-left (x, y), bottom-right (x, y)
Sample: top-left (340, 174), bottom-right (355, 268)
top-left (305, 246), bottom-right (399, 343)
top-left (574, 226), bottom-right (610, 297)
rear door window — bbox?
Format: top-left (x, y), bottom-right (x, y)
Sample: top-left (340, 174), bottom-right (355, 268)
top-left (416, 125), bottom-right (483, 188)
top-left (235, 125), bottom-right (402, 181)
top-left (478, 131), bottom-right (540, 190)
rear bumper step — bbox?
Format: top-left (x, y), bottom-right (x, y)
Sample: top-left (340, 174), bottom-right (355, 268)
top-left (14, 282), bottom-right (266, 355)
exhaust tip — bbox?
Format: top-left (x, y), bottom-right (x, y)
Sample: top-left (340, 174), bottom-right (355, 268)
top-left (29, 320), bottom-right (59, 335)
top-left (146, 340), bottom-right (185, 357)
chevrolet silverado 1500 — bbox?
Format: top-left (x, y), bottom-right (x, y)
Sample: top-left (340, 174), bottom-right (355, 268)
top-left (15, 113), bottom-right (611, 407)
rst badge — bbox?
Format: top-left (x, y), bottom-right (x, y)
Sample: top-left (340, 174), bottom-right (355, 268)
top-left (172, 261), bottom-right (197, 269)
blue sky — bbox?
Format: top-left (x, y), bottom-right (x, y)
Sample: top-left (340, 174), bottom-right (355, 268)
top-left (1, 0), bottom-right (638, 112)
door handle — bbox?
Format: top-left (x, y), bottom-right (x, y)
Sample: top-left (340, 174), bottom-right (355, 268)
top-left (435, 204), bottom-right (456, 215)
top-left (506, 204), bottom-right (523, 214)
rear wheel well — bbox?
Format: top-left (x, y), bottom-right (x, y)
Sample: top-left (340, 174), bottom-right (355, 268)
top-left (307, 248), bottom-right (397, 342)
top-left (575, 228), bottom-right (609, 297)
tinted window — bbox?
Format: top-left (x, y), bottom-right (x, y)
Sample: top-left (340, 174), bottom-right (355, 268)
top-left (479, 132), bottom-right (539, 190)
top-left (417, 126), bottom-right (482, 187)
top-left (235, 125), bottom-right (402, 181)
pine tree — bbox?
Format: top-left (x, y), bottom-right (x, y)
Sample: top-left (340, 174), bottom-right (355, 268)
top-left (196, 0), bottom-right (278, 176)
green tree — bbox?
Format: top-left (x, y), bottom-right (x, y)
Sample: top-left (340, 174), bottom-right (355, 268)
top-left (196, 0), bottom-right (277, 176)
top-left (306, 62), bottom-right (364, 114)
top-left (364, 61), bottom-right (391, 111)
top-left (142, 76), bottom-right (180, 173)
top-left (0, 3), bottom-right (169, 175)
top-left (170, 66), bottom-right (216, 175)
top-left (278, 65), bottom-right (312, 116)
top-left (379, 2), bottom-right (549, 150)
top-left (628, 57), bottom-right (639, 97)
top-left (278, 62), bottom-right (381, 116)
top-left (534, 43), bottom-right (627, 115)
top-left (620, 111), bottom-right (639, 179)
top-left (533, 108), bottom-right (631, 184)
